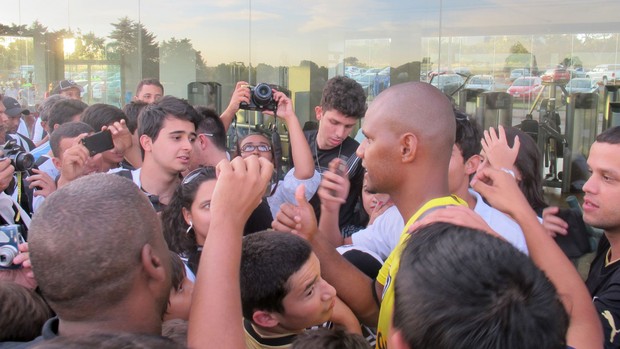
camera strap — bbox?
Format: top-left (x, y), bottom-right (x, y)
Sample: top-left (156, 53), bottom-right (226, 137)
top-left (0, 192), bottom-right (30, 229)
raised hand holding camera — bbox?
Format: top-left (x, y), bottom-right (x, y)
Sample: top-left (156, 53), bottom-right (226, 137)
top-left (238, 83), bottom-right (278, 113)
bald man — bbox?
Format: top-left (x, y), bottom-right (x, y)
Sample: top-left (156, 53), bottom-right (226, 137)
top-left (273, 82), bottom-right (466, 349)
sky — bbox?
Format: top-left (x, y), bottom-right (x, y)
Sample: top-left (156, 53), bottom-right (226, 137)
top-left (1, 0), bottom-right (619, 67)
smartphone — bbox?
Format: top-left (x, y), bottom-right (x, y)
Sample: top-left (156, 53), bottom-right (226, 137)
top-left (81, 130), bottom-right (114, 156)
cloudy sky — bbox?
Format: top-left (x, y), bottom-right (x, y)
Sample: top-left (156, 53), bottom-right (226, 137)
top-left (1, 0), bottom-right (618, 66)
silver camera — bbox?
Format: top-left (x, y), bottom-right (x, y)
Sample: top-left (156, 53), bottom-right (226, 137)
top-left (0, 225), bottom-right (24, 270)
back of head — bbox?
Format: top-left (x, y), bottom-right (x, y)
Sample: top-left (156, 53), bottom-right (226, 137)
top-left (38, 95), bottom-right (68, 123)
top-left (138, 96), bottom-right (200, 141)
top-left (502, 127), bottom-right (546, 212)
top-left (123, 101), bottom-right (148, 134)
top-left (50, 121), bottom-right (94, 158)
top-left (30, 332), bottom-right (185, 349)
top-left (29, 173), bottom-right (163, 320)
top-left (596, 125), bottom-right (620, 144)
top-left (195, 106), bottom-right (227, 151)
top-left (320, 76), bottom-right (367, 119)
top-left (0, 282), bottom-right (53, 341)
top-left (48, 99), bottom-right (88, 135)
top-left (291, 328), bottom-right (369, 349)
top-left (81, 103), bottom-right (128, 132)
top-left (393, 223), bottom-right (567, 349)
top-left (454, 109), bottom-right (481, 161)
top-left (240, 230), bottom-right (312, 319)
top-left (373, 82), bottom-right (456, 167)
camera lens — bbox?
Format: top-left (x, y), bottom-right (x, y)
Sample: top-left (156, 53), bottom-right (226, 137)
top-left (0, 245), bottom-right (18, 268)
top-left (252, 83), bottom-right (273, 105)
top-left (13, 152), bottom-right (35, 172)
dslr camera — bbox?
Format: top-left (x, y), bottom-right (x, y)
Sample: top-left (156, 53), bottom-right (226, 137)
top-left (239, 83), bottom-right (278, 112)
top-left (1, 139), bottom-right (35, 172)
top-left (0, 225), bottom-right (24, 270)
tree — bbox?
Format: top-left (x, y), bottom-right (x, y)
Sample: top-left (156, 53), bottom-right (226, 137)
top-left (108, 17), bottom-right (159, 78)
top-left (504, 41), bottom-right (538, 74)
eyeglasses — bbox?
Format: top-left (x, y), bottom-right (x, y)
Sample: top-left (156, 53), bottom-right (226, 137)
top-left (182, 166), bottom-right (215, 186)
top-left (201, 133), bottom-right (214, 137)
top-left (240, 144), bottom-right (271, 153)
top-left (455, 111), bottom-right (469, 121)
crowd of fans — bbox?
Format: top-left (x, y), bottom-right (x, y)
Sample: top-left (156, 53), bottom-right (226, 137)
top-left (0, 75), bottom-right (618, 349)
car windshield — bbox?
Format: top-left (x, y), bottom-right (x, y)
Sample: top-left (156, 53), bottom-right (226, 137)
top-left (470, 77), bottom-right (490, 84)
top-left (513, 78), bottom-right (536, 86)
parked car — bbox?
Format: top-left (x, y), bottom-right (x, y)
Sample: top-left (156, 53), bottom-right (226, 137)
top-left (541, 66), bottom-right (571, 84)
top-left (565, 78), bottom-right (599, 94)
top-left (586, 64), bottom-right (620, 85)
top-left (507, 77), bottom-right (542, 101)
top-left (510, 68), bottom-right (530, 81)
top-left (430, 74), bottom-right (465, 96)
top-left (464, 75), bottom-right (495, 91)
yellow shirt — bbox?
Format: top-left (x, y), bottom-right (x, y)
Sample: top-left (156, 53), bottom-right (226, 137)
top-left (375, 196), bottom-right (467, 349)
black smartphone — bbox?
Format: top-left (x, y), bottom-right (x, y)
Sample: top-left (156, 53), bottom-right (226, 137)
top-left (81, 130), bottom-right (114, 156)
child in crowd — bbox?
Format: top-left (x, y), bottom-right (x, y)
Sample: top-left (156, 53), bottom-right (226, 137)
top-left (240, 230), bottom-right (361, 348)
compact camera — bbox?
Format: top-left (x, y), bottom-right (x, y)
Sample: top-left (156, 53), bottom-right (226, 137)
top-left (0, 139), bottom-right (35, 172)
top-left (239, 83), bottom-right (278, 112)
top-left (0, 225), bottom-right (24, 270)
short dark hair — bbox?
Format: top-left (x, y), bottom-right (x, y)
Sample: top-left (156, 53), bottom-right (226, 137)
top-left (38, 95), bottom-right (67, 122)
top-left (138, 96), bottom-right (200, 142)
top-left (162, 319), bottom-right (188, 348)
top-left (50, 121), bottom-right (94, 158)
top-left (122, 101), bottom-right (148, 134)
top-left (596, 125), bottom-right (620, 144)
top-left (291, 328), bottom-right (369, 349)
top-left (393, 223), bottom-right (568, 349)
top-left (48, 99), bottom-right (88, 135)
top-left (454, 109), bottom-right (481, 161)
top-left (0, 282), bottom-right (53, 342)
top-left (320, 76), bottom-right (366, 119)
top-left (240, 230), bottom-right (312, 319)
top-left (29, 174), bottom-right (164, 321)
top-left (30, 332), bottom-right (184, 349)
top-left (81, 103), bottom-right (128, 132)
top-left (195, 106), bottom-right (227, 151)
top-left (136, 78), bottom-right (164, 96)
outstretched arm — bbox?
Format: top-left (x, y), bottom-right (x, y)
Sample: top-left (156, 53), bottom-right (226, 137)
top-left (472, 167), bottom-right (603, 349)
top-left (317, 158), bottom-right (349, 247)
top-left (188, 156), bottom-right (274, 349)
top-left (220, 81), bottom-right (250, 133)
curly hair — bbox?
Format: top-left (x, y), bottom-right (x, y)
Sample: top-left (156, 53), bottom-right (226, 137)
top-left (320, 76), bottom-right (367, 119)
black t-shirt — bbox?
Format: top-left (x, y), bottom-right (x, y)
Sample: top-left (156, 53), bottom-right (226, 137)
top-left (586, 235), bottom-right (620, 349)
top-left (289, 130), bottom-right (364, 230)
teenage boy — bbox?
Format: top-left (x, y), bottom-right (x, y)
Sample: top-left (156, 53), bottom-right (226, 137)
top-left (134, 78), bottom-right (164, 104)
top-left (294, 76), bottom-right (366, 230)
top-left (240, 230), bottom-right (360, 348)
top-left (121, 96), bottom-right (200, 211)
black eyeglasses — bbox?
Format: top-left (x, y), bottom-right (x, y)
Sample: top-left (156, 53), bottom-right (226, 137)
top-left (182, 166), bottom-right (215, 186)
top-left (455, 111), bottom-right (469, 121)
top-left (240, 144), bottom-right (271, 153)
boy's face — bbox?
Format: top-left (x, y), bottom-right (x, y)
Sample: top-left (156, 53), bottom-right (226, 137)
top-left (582, 141), bottom-right (620, 233)
top-left (142, 116), bottom-right (196, 174)
top-left (136, 84), bottom-right (163, 104)
top-left (315, 107), bottom-right (357, 150)
top-left (165, 275), bottom-right (194, 321)
top-left (274, 253), bottom-right (337, 332)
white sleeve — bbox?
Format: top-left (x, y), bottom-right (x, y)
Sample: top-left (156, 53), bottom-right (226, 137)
top-left (350, 206), bottom-right (404, 260)
top-left (268, 168), bottom-right (321, 218)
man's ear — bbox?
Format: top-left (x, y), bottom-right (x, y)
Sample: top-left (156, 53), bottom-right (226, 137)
top-left (182, 207), bottom-right (192, 226)
top-left (140, 135), bottom-right (153, 153)
top-left (141, 243), bottom-right (167, 284)
top-left (252, 310), bottom-right (280, 328)
top-left (389, 329), bottom-right (412, 349)
top-left (401, 133), bottom-right (418, 163)
top-left (464, 154), bottom-right (481, 176)
top-left (198, 134), bottom-right (209, 151)
top-left (314, 106), bottom-right (323, 121)
top-left (52, 157), bottom-right (62, 171)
